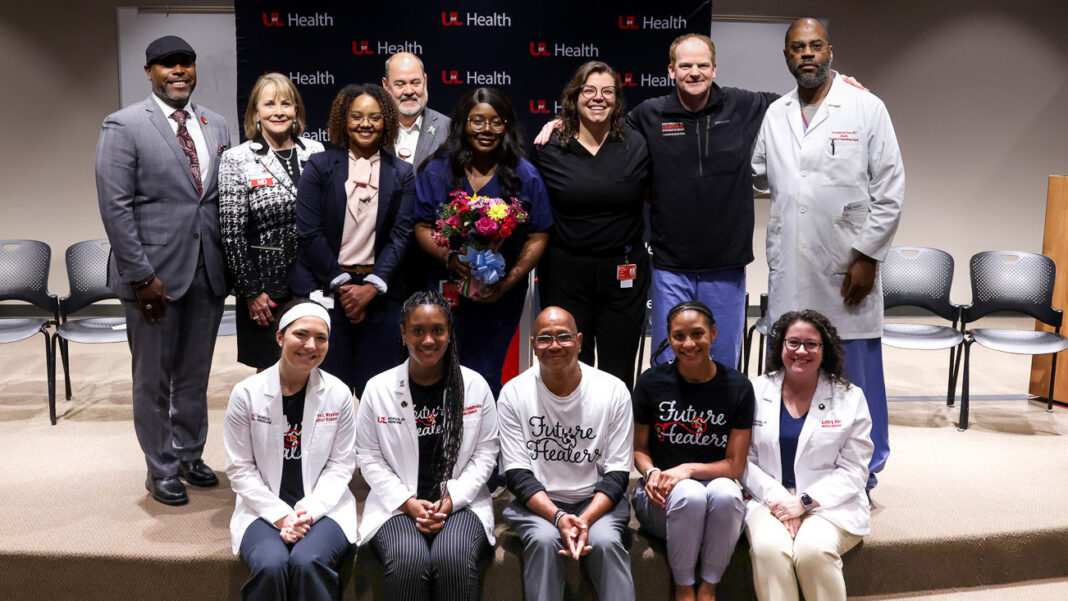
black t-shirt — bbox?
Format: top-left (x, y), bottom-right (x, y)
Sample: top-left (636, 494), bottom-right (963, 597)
top-left (411, 378), bottom-right (446, 502)
top-left (279, 386), bottom-right (306, 507)
top-left (633, 361), bottom-right (755, 470)
top-left (531, 127), bottom-right (650, 254)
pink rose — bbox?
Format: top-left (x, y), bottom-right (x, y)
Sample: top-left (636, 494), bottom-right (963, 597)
top-left (475, 217), bottom-right (499, 236)
top-left (445, 215), bottom-right (461, 229)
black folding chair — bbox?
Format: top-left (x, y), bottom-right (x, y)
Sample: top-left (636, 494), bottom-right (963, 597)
top-left (957, 251), bottom-right (1068, 430)
top-left (51, 239), bottom-right (127, 423)
top-left (881, 246), bottom-right (964, 405)
top-left (0, 239), bottom-right (58, 422)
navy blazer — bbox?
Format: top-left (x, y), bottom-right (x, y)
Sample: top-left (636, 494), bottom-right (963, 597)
top-left (290, 147), bottom-right (416, 300)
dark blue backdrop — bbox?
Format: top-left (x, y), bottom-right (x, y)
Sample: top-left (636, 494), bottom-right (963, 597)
top-left (234, 0), bottom-right (709, 146)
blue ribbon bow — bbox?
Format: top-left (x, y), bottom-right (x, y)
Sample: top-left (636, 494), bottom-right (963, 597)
top-left (460, 248), bottom-right (506, 285)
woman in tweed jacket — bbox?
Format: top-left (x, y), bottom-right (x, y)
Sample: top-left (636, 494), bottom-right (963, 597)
top-left (221, 73), bottom-right (324, 369)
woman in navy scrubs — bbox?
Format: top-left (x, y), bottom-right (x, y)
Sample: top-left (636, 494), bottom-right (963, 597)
top-left (412, 87), bottom-right (553, 395)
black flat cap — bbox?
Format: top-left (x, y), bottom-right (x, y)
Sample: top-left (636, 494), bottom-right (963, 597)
top-left (145, 35), bottom-right (196, 66)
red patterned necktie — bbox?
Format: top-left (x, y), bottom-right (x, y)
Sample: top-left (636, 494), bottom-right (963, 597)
top-left (171, 110), bottom-right (203, 196)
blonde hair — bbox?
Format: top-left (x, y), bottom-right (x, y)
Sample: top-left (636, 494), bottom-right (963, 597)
top-left (669, 33), bottom-right (716, 65)
top-left (242, 73), bottom-right (307, 140)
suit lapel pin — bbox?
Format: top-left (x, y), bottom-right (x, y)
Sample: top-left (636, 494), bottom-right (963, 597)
top-left (200, 114), bottom-right (207, 125)
top-left (427, 126), bottom-right (436, 135)
top-left (818, 403), bottom-right (825, 410)
top-left (401, 401), bottom-right (408, 408)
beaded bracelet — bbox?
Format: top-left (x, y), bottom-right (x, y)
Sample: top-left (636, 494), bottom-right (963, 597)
top-left (131, 273), bottom-right (156, 290)
top-left (552, 509), bottom-right (566, 528)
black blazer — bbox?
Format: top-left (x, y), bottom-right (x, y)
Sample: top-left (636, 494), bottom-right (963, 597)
top-left (290, 147), bottom-right (415, 301)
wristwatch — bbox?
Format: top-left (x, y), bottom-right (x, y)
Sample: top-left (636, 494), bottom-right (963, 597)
top-left (800, 492), bottom-right (814, 511)
top-left (644, 467), bottom-right (661, 479)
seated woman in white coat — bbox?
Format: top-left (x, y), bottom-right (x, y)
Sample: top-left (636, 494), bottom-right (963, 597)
top-left (741, 309), bottom-right (874, 601)
top-left (356, 290), bottom-right (499, 601)
top-left (223, 299), bottom-right (358, 601)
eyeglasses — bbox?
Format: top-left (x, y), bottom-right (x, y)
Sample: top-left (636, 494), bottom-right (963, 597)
top-left (467, 116), bottom-right (507, 131)
top-left (784, 338), bottom-right (823, 352)
top-left (579, 85), bottom-right (617, 99)
top-left (533, 332), bottom-right (578, 348)
top-left (348, 113), bottom-right (384, 124)
top-left (788, 40), bottom-right (826, 54)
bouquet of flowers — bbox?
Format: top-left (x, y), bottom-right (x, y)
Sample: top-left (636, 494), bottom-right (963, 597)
top-left (431, 190), bottom-right (529, 299)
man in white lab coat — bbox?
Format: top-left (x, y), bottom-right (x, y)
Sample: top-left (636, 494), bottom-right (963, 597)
top-left (752, 18), bottom-right (904, 491)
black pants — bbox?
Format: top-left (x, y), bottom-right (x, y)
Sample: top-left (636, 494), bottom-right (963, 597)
top-left (239, 517), bottom-right (352, 601)
top-left (538, 244), bottom-right (650, 388)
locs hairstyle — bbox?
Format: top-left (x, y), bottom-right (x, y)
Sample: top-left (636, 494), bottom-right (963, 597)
top-left (428, 87), bottom-right (524, 202)
top-left (651, 300), bottom-right (717, 366)
top-left (556, 60), bottom-right (627, 148)
top-left (400, 291), bottom-right (465, 495)
top-left (326, 83), bottom-right (399, 152)
top-left (766, 309), bottom-right (850, 386)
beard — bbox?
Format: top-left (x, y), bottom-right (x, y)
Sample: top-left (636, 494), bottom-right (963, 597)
top-left (153, 80), bottom-right (195, 107)
top-left (396, 94), bottom-right (427, 118)
top-left (791, 58), bottom-right (832, 89)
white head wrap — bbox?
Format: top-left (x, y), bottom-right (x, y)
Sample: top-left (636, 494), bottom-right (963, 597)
top-left (278, 301), bottom-right (331, 333)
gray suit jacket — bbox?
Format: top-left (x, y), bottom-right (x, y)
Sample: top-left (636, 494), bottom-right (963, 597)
top-left (411, 107), bottom-right (451, 172)
top-left (96, 95), bottom-right (231, 301)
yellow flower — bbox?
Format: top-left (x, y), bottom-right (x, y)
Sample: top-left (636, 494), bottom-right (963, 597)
top-left (486, 203), bottom-right (509, 221)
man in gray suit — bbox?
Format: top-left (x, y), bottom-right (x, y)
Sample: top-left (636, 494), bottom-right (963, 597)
top-left (96, 36), bottom-right (230, 506)
top-left (382, 52), bottom-right (450, 170)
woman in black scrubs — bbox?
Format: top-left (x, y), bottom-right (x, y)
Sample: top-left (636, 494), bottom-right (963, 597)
top-left (532, 60), bottom-right (651, 388)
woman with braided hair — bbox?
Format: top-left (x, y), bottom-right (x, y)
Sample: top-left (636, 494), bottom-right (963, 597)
top-left (355, 290), bottom-right (499, 601)
top-left (631, 300), bottom-right (755, 601)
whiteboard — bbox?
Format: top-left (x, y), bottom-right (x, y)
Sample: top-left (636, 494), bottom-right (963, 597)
top-left (117, 6), bottom-right (239, 145)
top-left (710, 16), bottom-right (826, 96)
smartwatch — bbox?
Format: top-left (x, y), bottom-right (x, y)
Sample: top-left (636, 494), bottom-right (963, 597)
top-left (644, 467), bottom-right (661, 480)
top-left (800, 492), bottom-right (814, 511)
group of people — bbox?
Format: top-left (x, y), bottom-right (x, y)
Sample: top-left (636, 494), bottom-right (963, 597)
top-left (224, 297), bottom-right (873, 601)
top-left (94, 16), bottom-right (902, 601)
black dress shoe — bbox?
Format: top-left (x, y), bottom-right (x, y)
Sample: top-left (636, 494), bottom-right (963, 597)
top-left (146, 474), bottom-right (189, 506)
top-left (178, 459), bottom-right (219, 487)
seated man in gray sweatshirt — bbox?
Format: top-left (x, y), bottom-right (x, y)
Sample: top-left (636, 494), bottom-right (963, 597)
top-left (498, 306), bottom-right (636, 601)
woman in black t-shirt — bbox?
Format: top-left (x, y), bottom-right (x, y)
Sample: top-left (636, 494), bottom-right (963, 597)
top-left (533, 60), bottom-right (651, 388)
top-left (632, 301), bottom-right (755, 601)
top-left (356, 291), bottom-right (499, 601)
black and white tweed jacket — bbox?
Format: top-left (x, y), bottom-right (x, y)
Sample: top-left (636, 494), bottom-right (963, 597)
top-left (219, 135), bottom-right (325, 299)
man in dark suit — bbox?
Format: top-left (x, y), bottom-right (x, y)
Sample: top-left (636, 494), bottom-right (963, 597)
top-left (382, 52), bottom-right (450, 170)
top-left (96, 36), bottom-right (231, 506)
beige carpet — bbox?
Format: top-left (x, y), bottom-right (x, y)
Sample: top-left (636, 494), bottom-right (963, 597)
top-left (0, 316), bottom-right (1066, 600)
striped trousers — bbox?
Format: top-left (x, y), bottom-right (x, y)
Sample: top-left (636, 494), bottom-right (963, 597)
top-left (368, 508), bottom-right (489, 601)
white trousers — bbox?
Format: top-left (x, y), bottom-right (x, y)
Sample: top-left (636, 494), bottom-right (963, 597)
top-left (744, 504), bottom-right (862, 601)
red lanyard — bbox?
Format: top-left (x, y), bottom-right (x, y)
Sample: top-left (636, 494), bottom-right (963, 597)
top-left (800, 103), bottom-right (809, 133)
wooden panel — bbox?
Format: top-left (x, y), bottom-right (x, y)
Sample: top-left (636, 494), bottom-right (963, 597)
top-left (1030, 175), bottom-right (1068, 401)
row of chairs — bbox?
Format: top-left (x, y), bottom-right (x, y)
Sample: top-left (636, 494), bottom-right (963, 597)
top-left (0, 239), bottom-right (236, 425)
top-left (743, 246), bottom-right (1067, 430)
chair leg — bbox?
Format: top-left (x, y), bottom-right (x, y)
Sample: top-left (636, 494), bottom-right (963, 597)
top-left (757, 333), bottom-right (766, 376)
top-left (959, 340), bottom-right (973, 431)
top-left (743, 323), bottom-right (756, 374)
top-left (45, 331), bottom-right (57, 425)
top-left (60, 337), bottom-right (72, 400)
top-left (946, 342), bottom-right (962, 406)
top-left (1048, 352), bottom-right (1058, 412)
top-left (949, 340), bottom-right (965, 407)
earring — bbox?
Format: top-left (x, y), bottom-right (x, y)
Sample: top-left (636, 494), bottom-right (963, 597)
top-left (256, 121), bottom-right (261, 132)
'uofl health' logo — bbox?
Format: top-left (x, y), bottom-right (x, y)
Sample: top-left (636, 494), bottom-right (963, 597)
top-left (352, 41), bottom-right (372, 55)
top-left (441, 70), bottom-right (463, 85)
top-left (529, 100), bottom-right (551, 114)
top-left (618, 15), bottom-right (639, 29)
top-left (620, 73), bottom-right (638, 87)
top-left (263, 12), bottom-right (283, 26)
top-left (529, 42), bottom-right (551, 57)
top-left (441, 11), bottom-right (462, 26)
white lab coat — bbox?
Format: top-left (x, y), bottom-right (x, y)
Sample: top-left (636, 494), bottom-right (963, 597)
top-left (741, 371), bottom-right (873, 536)
top-left (355, 361), bottom-right (499, 545)
top-left (752, 72), bottom-right (905, 339)
top-left (223, 364), bottom-right (359, 554)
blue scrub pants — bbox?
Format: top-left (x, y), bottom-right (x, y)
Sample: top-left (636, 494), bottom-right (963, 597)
top-left (650, 267), bottom-right (746, 368)
top-left (841, 338), bottom-right (888, 490)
